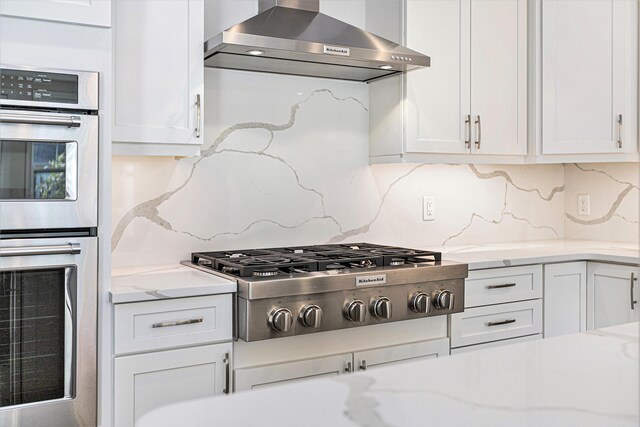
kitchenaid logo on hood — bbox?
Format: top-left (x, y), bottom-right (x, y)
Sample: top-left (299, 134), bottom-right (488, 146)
top-left (324, 45), bottom-right (350, 56)
top-left (356, 275), bottom-right (386, 286)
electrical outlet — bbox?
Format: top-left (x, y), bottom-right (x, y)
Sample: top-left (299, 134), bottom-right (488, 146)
top-left (577, 194), bottom-right (590, 216)
top-left (422, 196), bottom-right (435, 221)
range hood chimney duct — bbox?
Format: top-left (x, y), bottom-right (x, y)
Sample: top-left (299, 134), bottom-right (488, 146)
top-left (258, 0), bottom-right (319, 12)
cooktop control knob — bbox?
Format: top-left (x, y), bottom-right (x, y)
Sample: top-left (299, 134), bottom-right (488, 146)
top-left (371, 297), bottom-right (392, 319)
top-left (344, 300), bottom-right (366, 322)
top-left (269, 308), bottom-right (293, 332)
top-left (300, 305), bottom-right (323, 328)
top-left (433, 290), bottom-right (455, 310)
top-left (410, 292), bottom-right (431, 314)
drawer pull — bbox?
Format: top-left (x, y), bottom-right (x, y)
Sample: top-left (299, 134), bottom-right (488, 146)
top-left (485, 283), bottom-right (517, 290)
top-left (486, 319), bottom-right (516, 327)
top-left (359, 360), bottom-right (367, 371)
top-left (152, 317), bottom-right (204, 328)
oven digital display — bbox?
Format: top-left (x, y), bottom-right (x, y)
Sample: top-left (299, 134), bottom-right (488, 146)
top-left (0, 68), bottom-right (78, 104)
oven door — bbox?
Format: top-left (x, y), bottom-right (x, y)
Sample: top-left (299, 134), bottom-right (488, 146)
top-left (0, 237), bottom-right (96, 427)
top-left (0, 110), bottom-right (98, 229)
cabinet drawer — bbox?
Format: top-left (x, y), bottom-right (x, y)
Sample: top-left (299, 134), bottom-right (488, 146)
top-left (114, 295), bottom-right (233, 355)
top-left (450, 299), bottom-right (542, 348)
top-left (450, 334), bottom-right (542, 355)
top-left (465, 265), bottom-right (542, 307)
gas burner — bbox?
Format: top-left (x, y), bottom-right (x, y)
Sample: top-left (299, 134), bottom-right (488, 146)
top-left (325, 263), bottom-right (346, 271)
top-left (350, 259), bottom-right (375, 268)
top-left (221, 266), bottom-right (240, 274)
top-left (252, 268), bottom-right (280, 277)
top-left (389, 258), bottom-right (406, 266)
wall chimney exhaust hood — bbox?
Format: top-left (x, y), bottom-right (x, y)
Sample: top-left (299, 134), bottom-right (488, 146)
top-left (204, 0), bottom-right (430, 83)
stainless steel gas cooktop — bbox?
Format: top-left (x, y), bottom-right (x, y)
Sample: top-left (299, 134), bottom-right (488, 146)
top-left (187, 243), bottom-right (468, 342)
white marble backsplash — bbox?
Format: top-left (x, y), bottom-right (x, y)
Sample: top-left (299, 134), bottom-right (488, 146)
top-left (111, 70), bottom-right (638, 267)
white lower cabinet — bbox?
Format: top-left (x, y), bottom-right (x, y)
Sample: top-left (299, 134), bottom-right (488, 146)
top-left (112, 294), bottom-right (234, 427)
top-left (587, 262), bottom-right (640, 329)
top-left (234, 353), bottom-right (352, 392)
top-left (451, 266), bottom-right (543, 353)
top-left (543, 262), bottom-right (587, 338)
top-left (114, 343), bottom-right (231, 427)
top-left (451, 333), bottom-right (542, 355)
top-left (234, 338), bottom-right (449, 392)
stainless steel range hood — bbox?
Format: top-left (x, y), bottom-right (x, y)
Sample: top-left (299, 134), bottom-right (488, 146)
top-left (204, 0), bottom-right (430, 83)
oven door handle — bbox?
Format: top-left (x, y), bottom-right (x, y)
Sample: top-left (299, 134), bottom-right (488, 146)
top-left (0, 112), bottom-right (82, 128)
top-left (0, 243), bottom-right (81, 257)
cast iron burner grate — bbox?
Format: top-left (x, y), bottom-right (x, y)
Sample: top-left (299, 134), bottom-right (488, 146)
top-left (191, 243), bottom-right (441, 278)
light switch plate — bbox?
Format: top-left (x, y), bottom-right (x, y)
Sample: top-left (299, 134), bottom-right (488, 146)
top-left (422, 196), bottom-right (435, 221)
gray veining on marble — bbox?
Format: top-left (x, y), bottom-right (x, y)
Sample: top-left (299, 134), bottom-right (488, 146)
top-left (112, 88), bottom-right (367, 251)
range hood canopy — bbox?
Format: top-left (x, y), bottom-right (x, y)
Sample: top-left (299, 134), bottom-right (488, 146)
top-left (204, 0), bottom-right (430, 83)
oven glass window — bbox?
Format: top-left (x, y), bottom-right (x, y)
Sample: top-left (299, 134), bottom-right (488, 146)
top-left (0, 268), bottom-right (68, 407)
top-left (0, 141), bottom-right (68, 200)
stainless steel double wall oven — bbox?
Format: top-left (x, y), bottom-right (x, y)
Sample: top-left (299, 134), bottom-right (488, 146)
top-left (0, 66), bottom-right (99, 427)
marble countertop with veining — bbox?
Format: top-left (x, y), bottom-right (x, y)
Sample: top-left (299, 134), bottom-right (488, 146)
top-left (110, 264), bottom-right (236, 303)
top-left (439, 239), bottom-right (639, 270)
top-left (137, 322), bottom-right (639, 427)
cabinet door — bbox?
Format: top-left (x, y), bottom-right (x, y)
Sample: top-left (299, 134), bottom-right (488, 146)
top-left (114, 343), bottom-right (231, 427)
top-left (0, 0), bottom-right (111, 27)
top-left (234, 353), bottom-right (352, 392)
top-left (404, 0), bottom-right (471, 154)
top-left (587, 263), bottom-right (640, 330)
top-left (543, 262), bottom-right (587, 338)
top-left (470, 0), bottom-right (527, 155)
top-left (541, 0), bottom-right (637, 154)
top-left (353, 338), bottom-right (449, 372)
top-left (112, 0), bottom-right (204, 151)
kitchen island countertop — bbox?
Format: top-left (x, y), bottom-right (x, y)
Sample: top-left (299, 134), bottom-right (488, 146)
top-left (138, 322), bottom-right (639, 427)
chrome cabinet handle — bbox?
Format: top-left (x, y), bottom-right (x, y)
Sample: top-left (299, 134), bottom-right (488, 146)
top-left (631, 273), bottom-right (637, 310)
top-left (345, 362), bottom-right (353, 373)
top-left (359, 360), bottom-right (367, 371)
top-left (474, 115), bottom-right (481, 149)
top-left (486, 283), bottom-right (517, 290)
top-left (222, 352), bottom-right (230, 394)
top-left (0, 111), bottom-right (81, 127)
top-left (0, 243), bottom-right (81, 257)
top-left (486, 319), bottom-right (516, 327)
top-left (151, 317), bottom-right (204, 328)
top-left (464, 114), bottom-right (471, 150)
top-left (617, 114), bottom-right (623, 149)
top-left (195, 94), bottom-right (201, 138)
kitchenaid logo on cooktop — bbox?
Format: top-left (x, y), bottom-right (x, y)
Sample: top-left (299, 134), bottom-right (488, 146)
top-left (324, 45), bottom-right (350, 56)
top-left (356, 275), bottom-right (387, 286)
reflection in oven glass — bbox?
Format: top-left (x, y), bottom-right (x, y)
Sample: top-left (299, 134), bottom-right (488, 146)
top-left (0, 141), bottom-right (67, 200)
top-left (0, 269), bottom-right (66, 407)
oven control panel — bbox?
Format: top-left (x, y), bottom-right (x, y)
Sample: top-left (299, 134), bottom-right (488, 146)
top-left (0, 68), bottom-right (79, 104)
top-left (238, 278), bottom-right (465, 342)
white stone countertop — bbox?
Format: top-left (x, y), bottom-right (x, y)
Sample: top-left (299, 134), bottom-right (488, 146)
top-left (110, 264), bottom-right (236, 303)
top-left (138, 322), bottom-right (639, 427)
top-left (438, 239), bottom-right (639, 270)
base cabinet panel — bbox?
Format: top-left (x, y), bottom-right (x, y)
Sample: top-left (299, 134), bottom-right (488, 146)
top-left (587, 263), bottom-right (640, 329)
top-left (114, 343), bottom-right (231, 427)
top-left (234, 353), bottom-right (352, 392)
top-left (450, 334), bottom-right (542, 354)
top-left (353, 338), bottom-right (449, 372)
top-left (543, 262), bottom-right (587, 338)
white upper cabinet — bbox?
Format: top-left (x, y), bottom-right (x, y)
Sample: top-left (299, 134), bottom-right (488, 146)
top-left (0, 0), bottom-right (111, 27)
top-left (404, 0), bottom-right (471, 155)
top-left (470, 0), bottom-right (527, 156)
top-left (112, 0), bottom-right (204, 156)
top-left (537, 0), bottom-right (638, 157)
top-left (369, 0), bottom-right (527, 163)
